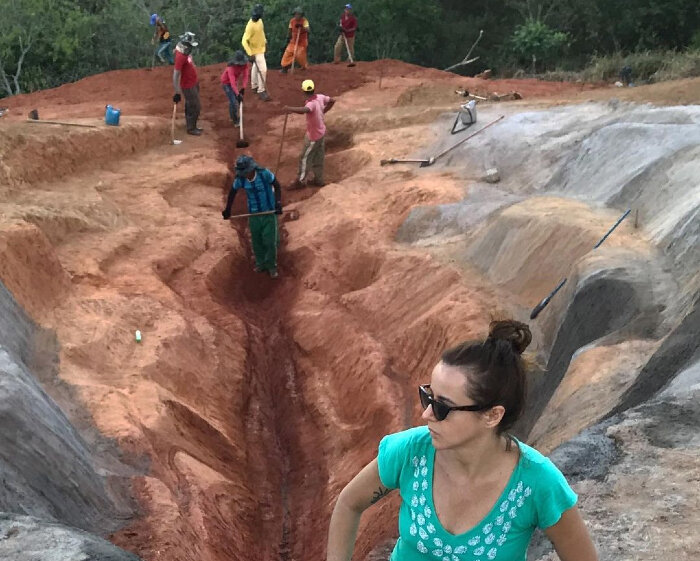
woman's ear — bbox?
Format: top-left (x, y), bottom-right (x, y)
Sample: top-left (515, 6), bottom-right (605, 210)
top-left (482, 405), bottom-right (505, 429)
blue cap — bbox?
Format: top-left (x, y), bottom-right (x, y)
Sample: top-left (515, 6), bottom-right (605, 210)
top-left (345, 3), bottom-right (352, 9)
top-left (150, 13), bottom-right (158, 26)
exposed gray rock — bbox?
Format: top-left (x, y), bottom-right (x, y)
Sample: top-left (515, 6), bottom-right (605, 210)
top-left (0, 513), bottom-right (142, 561)
top-left (522, 251), bottom-right (674, 435)
top-left (0, 281), bottom-right (134, 534)
top-left (611, 293), bottom-right (700, 415)
top-left (396, 185), bottom-right (522, 245)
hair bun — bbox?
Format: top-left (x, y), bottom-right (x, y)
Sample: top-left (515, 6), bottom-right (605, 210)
top-left (488, 320), bottom-right (532, 355)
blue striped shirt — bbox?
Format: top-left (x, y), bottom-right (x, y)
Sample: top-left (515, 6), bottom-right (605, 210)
top-left (233, 168), bottom-right (276, 214)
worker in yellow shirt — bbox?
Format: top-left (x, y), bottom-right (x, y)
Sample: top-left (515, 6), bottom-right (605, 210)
top-left (242, 3), bottom-right (271, 102)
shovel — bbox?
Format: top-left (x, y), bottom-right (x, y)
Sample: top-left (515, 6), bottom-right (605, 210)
top-left (171, 104), bottom-right (182, 145)
top-left (236, 101), bottom-right (249, 148)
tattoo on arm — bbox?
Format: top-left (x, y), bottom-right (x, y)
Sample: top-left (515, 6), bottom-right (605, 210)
top-left (370, 486), bottom-right (391, 505)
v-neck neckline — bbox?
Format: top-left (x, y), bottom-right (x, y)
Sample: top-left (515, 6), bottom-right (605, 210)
top-left (427, 439), bottom-right (523, 539)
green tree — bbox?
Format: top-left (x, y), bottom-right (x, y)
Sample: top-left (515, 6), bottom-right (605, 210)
top-left (510, 17), bottom-right (569, 71)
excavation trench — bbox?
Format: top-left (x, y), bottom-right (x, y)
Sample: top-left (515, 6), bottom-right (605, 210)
top-left (6, 62), bottom-right (697, 561)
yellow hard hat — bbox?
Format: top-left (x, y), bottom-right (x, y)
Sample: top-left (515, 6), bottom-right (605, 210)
top-left (301, 79), bottom-right (315, 92)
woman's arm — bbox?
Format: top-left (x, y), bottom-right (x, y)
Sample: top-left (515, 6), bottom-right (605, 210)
top-left (544, 507), bottom-right (598, 561)
top-left (327, 458), bottom-right (393, 561)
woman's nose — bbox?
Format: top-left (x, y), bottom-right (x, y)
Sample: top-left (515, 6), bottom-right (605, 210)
top-left (421, 403), bottom-right (435, 421)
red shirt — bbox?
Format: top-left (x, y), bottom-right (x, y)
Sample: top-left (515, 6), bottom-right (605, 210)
top-left (175, 50), bottom-right (198, 89)
top-left (220, 65), bottom-right (250, 95)
top-left (340, 13), bottom-right (357, 38)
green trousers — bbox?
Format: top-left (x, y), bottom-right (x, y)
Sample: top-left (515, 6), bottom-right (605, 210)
top-left (249, 214), bottom-right (279, 271)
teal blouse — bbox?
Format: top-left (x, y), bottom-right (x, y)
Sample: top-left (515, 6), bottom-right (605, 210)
top-left (377, 426), bottom-right (577, 561)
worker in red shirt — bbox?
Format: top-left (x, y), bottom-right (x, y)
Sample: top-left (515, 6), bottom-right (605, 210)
top-left (220, 50), bottom-right (250, 126)
top-left (285, 79), bottom-right (336, 188)
top-left (334, 4), bottom-right (357, 64)
top-left (280, 7), bottom-right (310, 73)
top-left (172, 32), bottom-right (202, 136)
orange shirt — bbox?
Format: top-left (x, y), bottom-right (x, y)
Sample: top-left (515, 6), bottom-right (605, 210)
top-left (288, 17), bottom-right (310, 47)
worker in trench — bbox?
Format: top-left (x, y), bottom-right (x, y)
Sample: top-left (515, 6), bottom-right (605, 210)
top-left (280, 7), bottom-right (310, 73)
top-left (220, 50), bottom-right (250, 126)
top-left (222, 155), bottom-right (283, 279)
top-left (333, 3), bottom-right (357, 64)
top-left (325, 320), bottom-right (599, 561)
top-left (172, 32), bottom-right (203, 135)
top-left (285, 79), bottom-right (336, 189)
top-left (242, 3), bottom-right (271, 102)
top-left (150, 13), bottom-right (174, 64)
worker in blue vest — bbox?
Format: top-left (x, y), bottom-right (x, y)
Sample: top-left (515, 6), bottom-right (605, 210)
top-left (222, 155), bottom-right (283, 278)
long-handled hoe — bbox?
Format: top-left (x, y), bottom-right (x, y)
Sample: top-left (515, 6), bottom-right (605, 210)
top-left (236, 101), bottom-right (250, 148)
top-left (171, 104), bottom-right (182, 145)
top-left (343, 31), bottom-right (356, 67)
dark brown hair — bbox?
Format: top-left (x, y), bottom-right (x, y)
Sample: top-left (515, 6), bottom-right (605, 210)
top-left (441, 320), bottom-right (532, 433)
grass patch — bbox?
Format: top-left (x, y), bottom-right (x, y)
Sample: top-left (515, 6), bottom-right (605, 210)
top-left (506, 49), bottom-right (700, 84)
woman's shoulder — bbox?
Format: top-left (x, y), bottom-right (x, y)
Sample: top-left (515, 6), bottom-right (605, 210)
top-left (379, 426), bottom-right (432, 458)
top-left (383, 425), bottom-right (431, 447)
top-left (377, 426), bottom-right (432, 488)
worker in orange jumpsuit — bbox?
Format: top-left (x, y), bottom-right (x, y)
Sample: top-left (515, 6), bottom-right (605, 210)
top-left (280, 7), bottom-right (310, 73)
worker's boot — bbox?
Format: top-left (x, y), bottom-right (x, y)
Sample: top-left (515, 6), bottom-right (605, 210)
top-left (258, 91), bottom-right (271, 102)
top-left (280, 66), bottom-right (290, 74)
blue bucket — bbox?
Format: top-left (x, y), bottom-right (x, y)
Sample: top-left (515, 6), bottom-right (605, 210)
top-left (105, 105), bottom-right (121, 126)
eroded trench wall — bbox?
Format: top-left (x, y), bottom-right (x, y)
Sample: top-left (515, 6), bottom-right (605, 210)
top-left (401, 102), bottom-right (699, 444)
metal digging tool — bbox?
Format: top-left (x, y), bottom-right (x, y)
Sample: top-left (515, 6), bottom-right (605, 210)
top-left (380, 115), bottom-right (504, 167)
top-left (229, 209), bottom-right (299, 221)
top-left (422, 115), bottom-right (504, 166)
top-left (27, 109), bottom-right (98, 128)
top-left (171, 104), bottom-right (182, 145)
top-left (380, 158), bottom-right (434, 166)
top-left (290, 28), bottom-right (301, 74)
top-left (275, 113), bottom-right (290, 175)
top-left (342, 31), bottom-right (356, 67)
top-left (236, 101), bottom-right (249, 148)
top-left (529, 209), bottom-right (633, 319)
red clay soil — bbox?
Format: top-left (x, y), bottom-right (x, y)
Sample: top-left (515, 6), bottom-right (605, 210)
top-left (0, 60), bottom-right (599, 561)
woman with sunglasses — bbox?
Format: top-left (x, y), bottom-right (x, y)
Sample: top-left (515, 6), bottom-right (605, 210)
top-left (326, 320), bottom-right (598, 561)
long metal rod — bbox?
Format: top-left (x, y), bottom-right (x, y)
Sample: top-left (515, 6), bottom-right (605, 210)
top-left (26, 119), bottom-right (98, 128)
top-left (529, 208), bottom-right (632, 319)
top-left (530, 279), bottom-right (567, 320)
top-left (381, 115), bottom-right (504, 167)
top-left (380, 158), bottom-right (430, 166)
top-left (594, 209), bottom-right (632, 249)
top-left (431, 115), bottom-right (504, 163)
top-left (229, 210), bottom-right (276, 219)
top-left (275, 113), bottom-right (290, 175)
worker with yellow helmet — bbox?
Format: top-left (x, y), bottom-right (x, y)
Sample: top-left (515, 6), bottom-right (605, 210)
top-left (285, 80), bottom-right (336, 188)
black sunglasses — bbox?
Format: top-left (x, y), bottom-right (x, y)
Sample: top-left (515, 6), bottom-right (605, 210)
top-left (419, 384), bottom-right (490, 421)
